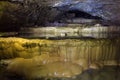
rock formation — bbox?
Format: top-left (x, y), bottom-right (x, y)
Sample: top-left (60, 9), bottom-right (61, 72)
top-left (0, 37), bottom-right (119, 79)
top-left (0, 0), bottom-right (120, 28)
top-left (53, 0), bottom-right (120, 25)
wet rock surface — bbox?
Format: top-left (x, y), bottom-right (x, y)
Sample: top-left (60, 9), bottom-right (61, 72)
top-left (18, 26), bottom-right (120, 39)
top-left (0, 37), bottom-right (119, 80)
top-left (0, 63), bottom-right (120, 80)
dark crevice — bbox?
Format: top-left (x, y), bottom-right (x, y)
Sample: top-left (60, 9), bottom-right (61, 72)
top-left (67, 10), bottom-right (102, 20)
top-left (55, 10), bottom-right (104, 25)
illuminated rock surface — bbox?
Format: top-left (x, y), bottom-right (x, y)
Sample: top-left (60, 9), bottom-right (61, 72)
top-left (0, 37), bottom-right (119, 64)
top-left (0, 37), bottom-right (120, 80)
top-left (19, 26), bottom-right (120, 38)
top-left (5, 56), bottom-right (83, 79)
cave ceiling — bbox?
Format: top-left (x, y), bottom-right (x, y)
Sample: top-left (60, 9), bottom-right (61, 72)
top-left (52, 0), bottom-right (120, 25)
top-left (0, 0), bottom-right (120, 27)
top-left (8, 0), bottom-right (120, 25)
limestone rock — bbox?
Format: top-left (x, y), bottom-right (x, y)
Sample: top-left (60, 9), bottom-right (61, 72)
top-left (53, 0), bottom-right (120, 25)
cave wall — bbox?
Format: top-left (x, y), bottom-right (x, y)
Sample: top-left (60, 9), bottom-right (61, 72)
top-left (53, 0), bottom-right (120, 25)
top-left (1, 0), bottom-right (120, 32)
top-left (0, 1), bottom-right (23, 32)
top-left (0, 37), bottom-right (119, 65)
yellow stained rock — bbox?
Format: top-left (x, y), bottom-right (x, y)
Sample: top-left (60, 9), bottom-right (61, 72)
top-left (0, 37), bottom-right (119, 76)
top-left (72, 59), bottom-right (88, 70)
top-left (6, 56), bottom-right (83, 79)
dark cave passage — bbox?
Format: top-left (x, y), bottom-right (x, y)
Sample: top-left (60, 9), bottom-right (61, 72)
top-left (55, 10), bottom-right (103, 25)
top-left (67, 10), bottom-right (102, 20)
top-left (53, 9), bottom-right (104, 24)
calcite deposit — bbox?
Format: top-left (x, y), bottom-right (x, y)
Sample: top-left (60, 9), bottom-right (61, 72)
top-left (0, 37), bottom-right (119, 79)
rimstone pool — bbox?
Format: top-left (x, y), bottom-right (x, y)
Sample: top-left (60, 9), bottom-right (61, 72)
top-left (0, 26), bottom-right (120, 80)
